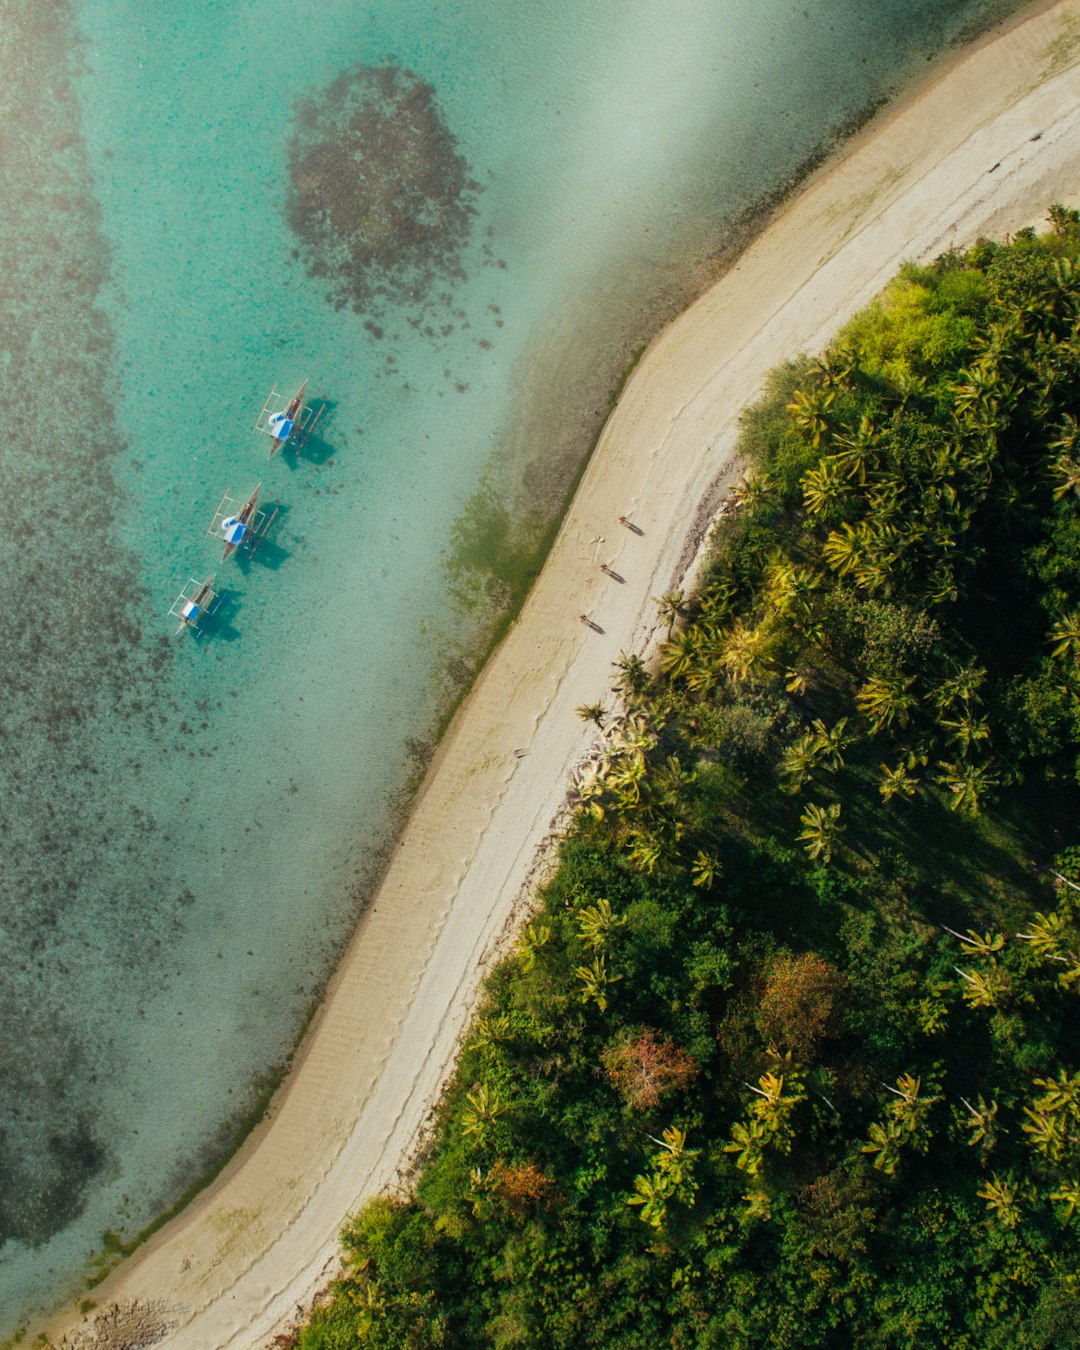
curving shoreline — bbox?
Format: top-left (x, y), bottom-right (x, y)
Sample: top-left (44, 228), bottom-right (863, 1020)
top-left (52, 2), bottom-right (1080, 1345)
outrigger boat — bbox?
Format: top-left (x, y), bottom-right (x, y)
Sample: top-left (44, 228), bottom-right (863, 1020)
top-left (252, 378), bottom-right (323, 458)
top-left (206, 483), bottom-right (277, 562)
top-left (168, 575), bottom-right (221, 638)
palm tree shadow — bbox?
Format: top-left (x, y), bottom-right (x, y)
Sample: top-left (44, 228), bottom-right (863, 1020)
top-left (283, 399), bottom-right (339, 468)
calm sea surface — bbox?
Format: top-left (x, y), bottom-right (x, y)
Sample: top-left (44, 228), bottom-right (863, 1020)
top-left (0, 0), bottom-right (1015, 1329)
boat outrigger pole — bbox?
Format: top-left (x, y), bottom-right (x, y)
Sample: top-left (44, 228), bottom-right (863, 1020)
top-left (252, 378), bottom-right (324, 459)
top-left (168, 575), bottom-right (221, 638)
top-left (206, 483), bottom-right (278, 562)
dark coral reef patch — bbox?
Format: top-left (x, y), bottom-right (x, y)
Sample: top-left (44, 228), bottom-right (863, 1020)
top-left (286, 66), bottom-right (480, 317)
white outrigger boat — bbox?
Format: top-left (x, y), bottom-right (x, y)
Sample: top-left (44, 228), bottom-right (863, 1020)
top-left (206, 483), bottom-right (277, 562)
top-left (252, 378), bottom-right (323, 458)
top-left (168, 575), bottom-right (221, 637)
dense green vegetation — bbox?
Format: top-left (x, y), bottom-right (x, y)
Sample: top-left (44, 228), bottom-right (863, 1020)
top-left (298, 214), bottom-right (1080, 1348)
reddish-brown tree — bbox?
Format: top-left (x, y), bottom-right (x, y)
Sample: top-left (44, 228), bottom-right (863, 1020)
top-left (601, 1027), bottom-right (698, 1110)
top-left (756, 950), bottom-right (846, 1061)
top-left (490, 1159), bottom-right (554, 1212)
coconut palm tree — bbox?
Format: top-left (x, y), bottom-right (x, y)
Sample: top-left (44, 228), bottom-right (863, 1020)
top-left (1050, 1178), bottom-right (1080, 1223)
top-left (923, 563), bottom-right (959, 607)
top-left (832, 413), bottom-right (877, 484)
top-left (865, 471), bottom-right (908, 518)
top-left (572, 762), bottom-right (608, 820)
top-left (796, 801), bottom-right (844, 864)
top-left (626, 1171), bottom-right (670, 1229)
top-left (762, 554), bottom-right (799, 614)
top-left (720, 617), bottom-right (770, 683)
top-left (778, 732), bottom-right (822, 794)
top-left (655, 753), bottom-right (694, 800)
top-left (1049, 452), bottom-right (1080, 501)
top-left (1049, 410), bottom-right (1079, 455)
top-left (978, 1174), bottom-right (1022, 1228)
top-left (1016, 910), bottom-right (1074, 966)
top-left (1049, 609), bottom-right (1080, 664)
top-left (346, 1280), bottom-right (385, 1337)
top-left (787, 386), bottom-right (837, 448)
top-left (822, 521), bottom-right (872, 576)
top-left (1021, 1107), bottom-right (1067, 1163)
top-left (862, 1120), bottom-right (904, 1176)
top-left (853, 553), bottom-right (894, 596)
top-left (651, 1124), bottom-right (700, 1172)
top-left (733, 470), bottom-right (777, 513)
top-left (809, 717), bottom-right (849, 770)
top-left (856, 672), bottom-right (917, 734)
top-left (697, 580), bottom-right (739, 627)
top-left (745, 1069), bottom-right (805, 1153)
top-left (627, 831), bottom-right (662, 875)
top-left (937, 759), bottom-right (999, 815)
top-left (939, 712), bottom-right (991, 753)
top-left (958, 1095), bottom-right (1001, 1160)
top-left (802, 458), bottom-right (850, 518)
top-left (691, 849), bottom-right (720, 889)
top-left (576, 701), bottom-right (606, 729)
top-left (628, 1128), bottom-right (701, 1228)
top-left (724, 1119), bottom-right (768, 1178)
top-left (684, 655), bottom-right (722, 697)
top-left (788, 565), bottom-right (823, 616)
top-left (617, 713), bottom-right (660, 756)
top-left (863, 1073), bottom-right (938, 1172)
top-left (577, 898), bottom-right (626, 951)
top-left (785, 667), bottom-right (809, 696)
top-left (942, 925), bottom-right (1005, 956)
top-left (884, 1072), bottom-right (939, 1140)
top-left (878, 760), bottom-right (919, 802)
top-left (607, 755), bottom-right (645, 808)
top-left (954, 961), bottom-right (1011, 1009)
top-left (575, 955), bottom-right (622, 1012)
top-left (612, 651), bottom-right (649, 700)
top-left (462, 1085), bottom-right (509, 1138)
top-left (659, 630), bottom-right (699, 682)
top-left (930, 663), bottom-right (986, 716)
top-left (1030, 1069), bottom-right (1080, 1125)
top-left (812, 346), bottom-right (856, 393)
top-left (518, 920), bottom-right (552, 973)
top-left (951, 362), bottom-right (1000, 421)
top-left (468, 1013), bottom-right (512, 1054)
top-left (655, 590), bottom-right (686, 637)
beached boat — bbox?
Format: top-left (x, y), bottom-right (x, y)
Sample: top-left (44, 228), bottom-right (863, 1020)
top-left (168, 575), bottom-right (221, 637)
top-left (253, 378), bottom-right (324, 458)
top-left (206, 483), bottom-right (278, 561)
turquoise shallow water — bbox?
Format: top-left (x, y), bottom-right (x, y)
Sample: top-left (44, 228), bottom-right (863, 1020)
top-left (0, 0), bottom-right (1016, 1330)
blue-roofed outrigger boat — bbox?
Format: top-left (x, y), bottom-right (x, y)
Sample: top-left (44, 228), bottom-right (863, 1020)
top-left (168, 575), bottom-right (221, 637)
top-left (206, 483), bottom-right (278, 562)
top-left (253, 378), bottom-right (323, 458)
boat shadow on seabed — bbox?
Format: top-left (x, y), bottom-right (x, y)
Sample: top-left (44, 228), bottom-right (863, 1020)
top-left (195, 588), bottom-right (243, 645)
top-left (278, 398), bottom-right (339, 469)
top-left (233, 504), bottom-right (291, 575)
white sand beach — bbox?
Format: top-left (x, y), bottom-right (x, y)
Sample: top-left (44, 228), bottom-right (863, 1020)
top-left (53, 1), bottom-right (1080, 1345)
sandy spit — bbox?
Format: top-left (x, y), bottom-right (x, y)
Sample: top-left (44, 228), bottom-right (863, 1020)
top-left (51, 2), bottom-right (1080, 1346)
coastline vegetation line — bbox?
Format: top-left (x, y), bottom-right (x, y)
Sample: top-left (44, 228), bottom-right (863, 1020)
top-left (296, 213), bottom-right (1080, 1349)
